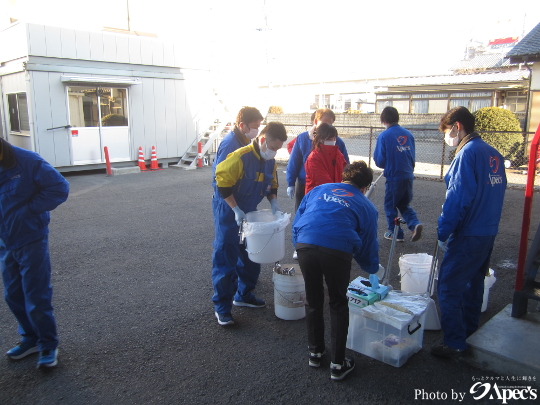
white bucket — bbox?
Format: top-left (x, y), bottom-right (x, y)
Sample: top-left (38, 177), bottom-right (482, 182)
top-left (399, 254), bottom-right (433, 294)
top-left (481, 269), bottom-right (496, 312)
top-left (243, 210), bottom-right (290, 264)
top-left (272, 272), bottom-right (306, 320)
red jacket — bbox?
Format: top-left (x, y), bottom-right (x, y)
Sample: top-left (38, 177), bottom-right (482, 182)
top-left (304, 145), bottom-right (347, 194)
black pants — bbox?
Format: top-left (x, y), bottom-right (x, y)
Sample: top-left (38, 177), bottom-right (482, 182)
top-left (297, 247), bottom-right (351, 365)
top-left (294, 179), bottom-right (305, 213)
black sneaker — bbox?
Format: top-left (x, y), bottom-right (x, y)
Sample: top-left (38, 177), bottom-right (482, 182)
top-left (233, 295), bottom-right (265, 308)
top-left (411, 224), bottom-right (423, 242)
top-left (330, 357), bottom-right (355, 380)
top-left (309, 351), bottom-right (325, 368)
top-left (431, 343), bottom-right (465, 358)
top-left (215, 312), bottom-right (234, 326)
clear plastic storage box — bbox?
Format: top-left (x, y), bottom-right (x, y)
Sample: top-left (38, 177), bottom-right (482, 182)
top-left (346, 292), bottom-right (429, 367)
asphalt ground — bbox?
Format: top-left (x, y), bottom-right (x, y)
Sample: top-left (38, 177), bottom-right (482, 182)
top-left (1, 164), bottom-right (540, 405)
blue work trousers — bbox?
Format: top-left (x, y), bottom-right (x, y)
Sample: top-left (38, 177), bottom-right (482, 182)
top-left (1, 235), bottom-right (58, 351)
top-left (437, 234), bottom-right (495, 350)
top-left (384, 179), bottom-right (420, 233)
top-left (212, 197), bottom-right (261, 314)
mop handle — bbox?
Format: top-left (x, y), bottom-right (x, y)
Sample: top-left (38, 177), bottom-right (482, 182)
top-left (426, 240), bottom-right (439, 296)
top-left (365, 172), bottom-right (384, 200)
top-left (384, 217), bottom-right (406, 286)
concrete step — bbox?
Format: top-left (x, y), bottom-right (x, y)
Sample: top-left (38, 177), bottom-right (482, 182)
top-left (464, 304), bottom-right (540, 387)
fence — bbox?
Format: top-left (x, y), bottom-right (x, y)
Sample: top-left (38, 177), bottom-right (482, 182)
top-left (280, 124), bottom-right (539, 188)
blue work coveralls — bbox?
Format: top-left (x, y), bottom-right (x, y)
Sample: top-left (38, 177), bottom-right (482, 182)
top-left (373, 124), bottom-right (420, 235)
top-left (437, 135), bottom-right (506, 350)
top-left (0, 141), bottom-right (69, 351)
top-left (212, 143), bottom-right (278, 314)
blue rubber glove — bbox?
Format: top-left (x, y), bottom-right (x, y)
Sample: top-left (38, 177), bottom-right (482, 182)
top-left (287, 186), bottom-right (295, 199)
top-left (270, 199), bottom-right (281, 215)
top-left (232, 206), bottom-right (246, 226)
top-left (438, 239), bottom-right (448, 252)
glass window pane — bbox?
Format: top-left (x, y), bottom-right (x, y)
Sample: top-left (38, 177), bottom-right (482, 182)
top-left (17, 93), bottom-right (30, 131)
top-left (428, 99), bottom-right (448, 113)
top-left (377, 100), bottom-right (392, 113)
top-left (392, 100), bottom-right (409, 113)
top-left (68, 86), bottom-right (99, 127)
top-left (470, 99), bottom-right (491, 112)
top-left (450, 99), bottom-right (469, 109)
top-left (7, 93), bottom-right (20, 132)
top-left (412, 99), bottom-right (428, 113)
top-left (100, 88), bottom-right (128, 126)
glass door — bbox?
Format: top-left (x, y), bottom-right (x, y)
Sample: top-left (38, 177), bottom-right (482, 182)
top-left (67, 86), bottom-right (130, 165)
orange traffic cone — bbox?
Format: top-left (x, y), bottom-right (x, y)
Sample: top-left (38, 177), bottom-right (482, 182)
top-left (150, 146), bottom-right (162, 171)
top-left (138, 147), bottom-right (148, 171)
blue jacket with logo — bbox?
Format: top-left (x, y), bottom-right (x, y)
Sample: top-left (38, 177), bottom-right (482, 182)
top-left (0, 142), bottom-right (69, 250)
top-left (287, 131), bottom-right (349, 187)
top-left (292, 182), bottom-right (379, 274)
top-left (373, 124), bottom-right (415, 181)
top-left (438, 135), bottom-right (506, 242)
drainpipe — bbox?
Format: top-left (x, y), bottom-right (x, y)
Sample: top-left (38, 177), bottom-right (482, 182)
top-left (523, 60), bottom-right (533, 134)
top-left (24, 64), bottom-right (37, 152)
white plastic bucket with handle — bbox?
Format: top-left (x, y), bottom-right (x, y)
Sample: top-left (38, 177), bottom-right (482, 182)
top-left (243, 210), bottom-right (290, 264)
top-left (399, 254), bottom-right (433, 294)
top-left (272, 272), bottom-right (306, 320)
top-left (481, 269), bottom-right (496, 312)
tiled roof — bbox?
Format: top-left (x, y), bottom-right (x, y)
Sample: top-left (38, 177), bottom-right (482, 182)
top-left (381, 70), bottom-right (529, 88)
top-left (450, 54), bottom-right (517, 71)
top-left (507, 22), bottom-right (540, 58)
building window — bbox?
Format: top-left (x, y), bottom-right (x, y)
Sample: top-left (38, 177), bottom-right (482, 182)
top-left (68, 86), bottom-right (128, 127)
top-left (7, 93), bottom-right (30, 133)
top-left (505, 91), bottom-right (527, 113)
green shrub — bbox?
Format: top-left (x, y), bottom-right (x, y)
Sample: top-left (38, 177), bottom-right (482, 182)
top-left (102, 113), bottom-right (127, 126)
top-left (268, 106), bottom-right (284, 114)
top-left (473, 107), bottom-right (524, 162)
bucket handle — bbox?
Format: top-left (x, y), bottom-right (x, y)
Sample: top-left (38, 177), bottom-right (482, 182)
top-left (245, 229), bottom-right (278, 255)
top-left (408, 321), bottom-right (422, 335)
top-left (275, 288), bottom-right (305, 306)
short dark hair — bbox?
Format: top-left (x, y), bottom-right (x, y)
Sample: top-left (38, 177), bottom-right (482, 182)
top-left (259, 122), bottom-right (287, 142)
top-left (236, 107), bottom-right (263, 126)
top-left (312, 123), bottom-right (338, 151)
top-left (439, 106), bottom-right (475, 134)
top-left (380, 106), bottom-right (399, 125)
top-left (314, 108), bottom-right (336, 123)
top-left (342, 160), bottom-right (373, 189)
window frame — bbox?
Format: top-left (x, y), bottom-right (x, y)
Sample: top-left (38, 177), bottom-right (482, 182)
top-left (7, 92), bottom-right (30, 135)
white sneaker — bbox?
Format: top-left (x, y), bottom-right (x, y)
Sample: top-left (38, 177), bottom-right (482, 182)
top-left (293, 250), bottom-right (298, 260)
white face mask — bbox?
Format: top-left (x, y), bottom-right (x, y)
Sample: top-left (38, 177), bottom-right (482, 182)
top-left (308, 124), bottom-right (317, 140)
top-left (444, 125), bottom-right (459, 147)
top-left (323, 141), bottom-right (336, 146)
top-left (244, 125), bottom-right (259, 140)
top-left (260, 140), bottom-right (277, 160)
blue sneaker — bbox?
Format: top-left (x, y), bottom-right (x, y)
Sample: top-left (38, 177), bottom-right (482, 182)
top-left (37, 349), bottom-right (58, 368)
top-left (6, 341), bottom-right (38, 360)
top-left (233, 295), bottom-right (265, 308)
top-left (215, 312), bottom-right (234, 326)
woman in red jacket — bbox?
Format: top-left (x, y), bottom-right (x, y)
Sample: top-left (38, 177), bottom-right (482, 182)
top-left (304, 123), bottom-right (348, 194)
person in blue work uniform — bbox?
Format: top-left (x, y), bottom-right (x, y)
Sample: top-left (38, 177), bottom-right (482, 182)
top-left (431, 106), bottom-right (506, 357)
top-left (0, 137), bottom-right (69, 369)
top-left (212, 122), bottom-right (288, 326)
top-left (286, 108), bottom-right (349, 259)
top-left (293, 161), bottom-right (381, 381)
top-left (373, 106), bottom-right (422, 242)
top-left (212, 106), bottom-right (264, 181)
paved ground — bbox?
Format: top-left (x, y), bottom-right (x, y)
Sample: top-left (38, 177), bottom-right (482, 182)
top-left (1, 165), bottom-right (539, 405)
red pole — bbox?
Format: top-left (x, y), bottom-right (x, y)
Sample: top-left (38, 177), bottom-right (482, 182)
top-left (197, 142), bottom-right (203, 168)
top-left (104, 146), bottom-right (112, 176)
top-left (515, 123), bottom-right (540, 291)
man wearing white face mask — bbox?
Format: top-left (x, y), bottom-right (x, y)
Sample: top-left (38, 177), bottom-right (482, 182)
top-left (431, 106), bottom-right (506, 357)
top-left (212, 122), bottom-right (288, 326)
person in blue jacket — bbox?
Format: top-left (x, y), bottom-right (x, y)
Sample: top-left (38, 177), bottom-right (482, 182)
top-left (373, 106), bottom-right (422, 242)
top-left (212, 106), bottom-right (264, 190)
top-left (212, 122), bottom-right (288, 326)
top-left (431, 107), bottom-right (506, 357)
top-left (292, 160), bottom-right (380, 381)
top-left (0, 138), bottom-right (69, 368)
top-left (286, 108), bottom-right (349, 259)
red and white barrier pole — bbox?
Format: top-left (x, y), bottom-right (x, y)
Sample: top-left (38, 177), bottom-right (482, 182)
top-left (104, 146), bottom-right (112, 176)
top-left (197, 142), bottom-right (203, 168)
